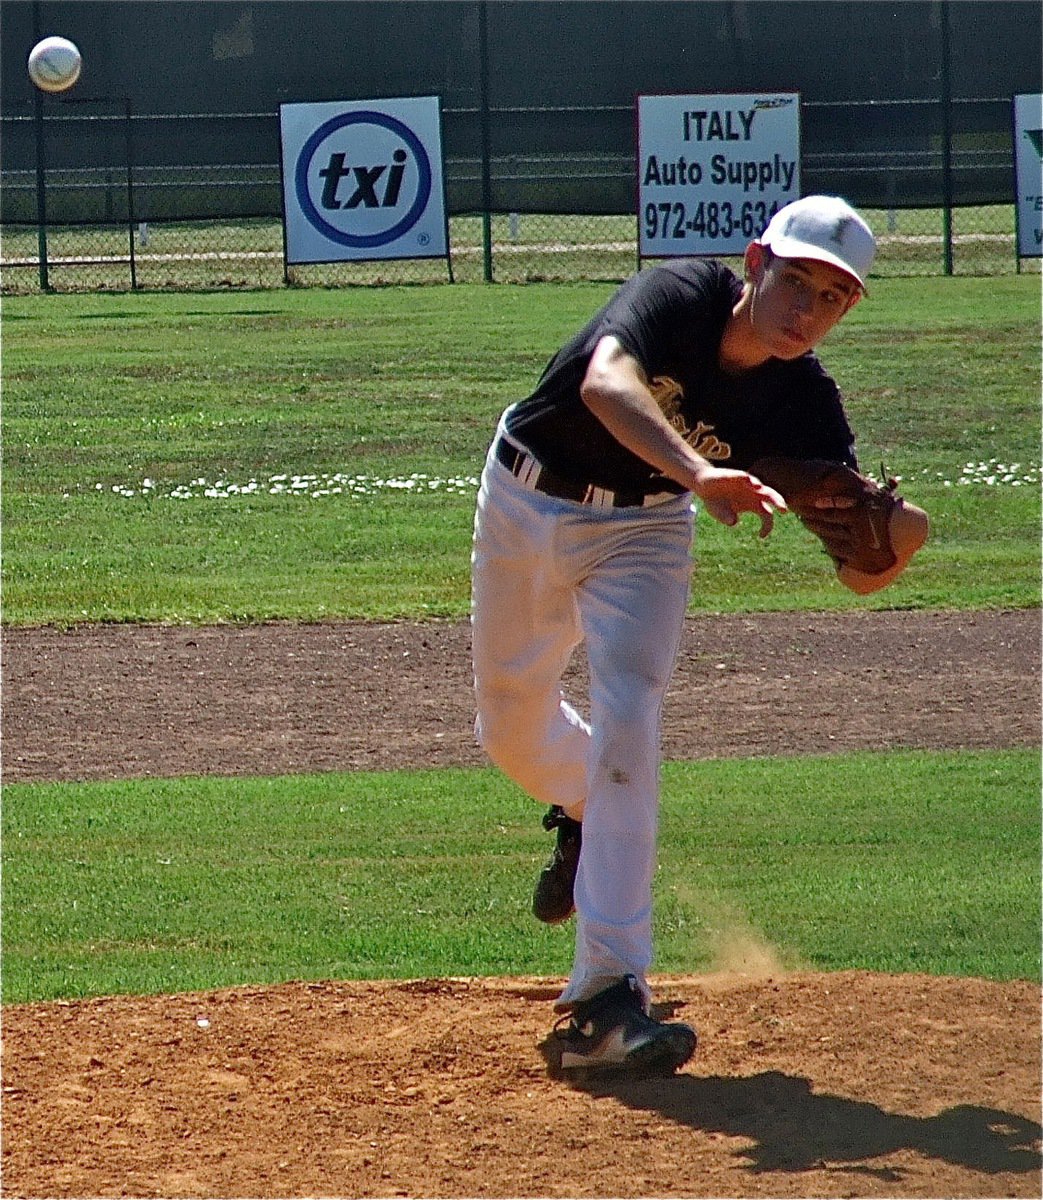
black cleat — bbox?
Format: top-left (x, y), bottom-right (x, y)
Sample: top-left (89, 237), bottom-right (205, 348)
top-left (532, 805), bottom-right (581, 924)
top-left (553, 975), bottom-right (697, 1077)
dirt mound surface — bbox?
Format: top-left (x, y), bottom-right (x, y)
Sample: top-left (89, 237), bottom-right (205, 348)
top-left (3, 972), bottom-right (1039, 1198)
top-left (2, 611), bottom-right (1040, 1197)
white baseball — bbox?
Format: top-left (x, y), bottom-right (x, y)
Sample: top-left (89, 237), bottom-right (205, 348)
top-left (27, 36), bottom-right (82, 94)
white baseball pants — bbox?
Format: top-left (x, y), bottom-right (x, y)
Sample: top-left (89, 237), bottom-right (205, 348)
top-left (471, 415), bottom-right (694, 1009)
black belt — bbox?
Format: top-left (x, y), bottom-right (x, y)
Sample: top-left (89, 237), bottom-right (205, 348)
top-left (494, 436), bottom-right (680, 509)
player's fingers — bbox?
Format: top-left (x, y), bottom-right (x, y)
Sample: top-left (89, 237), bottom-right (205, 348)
top-left (760, 484), bottom-right (788, 513)
top-left (745, 474), bottom-right (788, 514)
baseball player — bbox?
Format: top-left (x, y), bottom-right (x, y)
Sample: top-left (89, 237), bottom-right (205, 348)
top-left (470, 195), bottom-right (927, 1077)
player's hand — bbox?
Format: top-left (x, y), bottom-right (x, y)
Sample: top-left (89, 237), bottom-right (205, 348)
top-left (690, 466), bottom-right (788, 538)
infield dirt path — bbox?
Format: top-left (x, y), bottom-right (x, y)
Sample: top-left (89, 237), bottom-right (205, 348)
top-left (2, 610), bottom-right (1041, 1198)
top-left (3, 609), bottom-right (1039, 782)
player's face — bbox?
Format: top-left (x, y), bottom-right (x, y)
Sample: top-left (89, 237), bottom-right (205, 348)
top-left (752, 254), bottom-right (861, 359)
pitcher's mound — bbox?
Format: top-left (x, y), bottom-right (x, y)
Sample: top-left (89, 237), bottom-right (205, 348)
top-left (3, 969), bottom-right (1039, 1198)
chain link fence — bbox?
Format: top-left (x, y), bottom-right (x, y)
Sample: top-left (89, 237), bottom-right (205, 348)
top-left (3, 203), bottom-right (1031, 294)
top-left (1, 109), bottom-right (1036, 293)
top-left (3, 205), bottom-right (1033, 293)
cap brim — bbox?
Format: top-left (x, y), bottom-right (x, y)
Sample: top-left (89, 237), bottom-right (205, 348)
top-left (762, 234), bottom-right (867, 290)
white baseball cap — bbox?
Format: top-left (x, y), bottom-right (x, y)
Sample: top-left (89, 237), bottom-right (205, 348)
top-left (759, 195), bottom-right (876, 289)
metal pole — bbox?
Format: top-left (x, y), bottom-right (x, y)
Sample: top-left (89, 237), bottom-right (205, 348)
top-left (125, 97), bottom-right (137, 288)
top-left (33, 88), bottom-right (51, 290)
top-left (477, 0), bottom-right (493, 283)
top-left (31, 0), bottom-right (50, 290)
top-left (939, 0), bottom-right (954, 276)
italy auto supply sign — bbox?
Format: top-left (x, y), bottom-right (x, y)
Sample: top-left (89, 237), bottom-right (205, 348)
top-left (638, 93), bottom-right (800, 259)
top-left (280, 96), bottom-right (448, 264)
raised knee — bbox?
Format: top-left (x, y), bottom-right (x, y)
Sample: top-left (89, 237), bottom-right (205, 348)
top-left (475, 709), bottom-right (514, 770)
top-left (475, 692), bottom-right (530, 770)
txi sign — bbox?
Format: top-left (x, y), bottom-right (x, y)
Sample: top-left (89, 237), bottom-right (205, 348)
top-left (280, 97), bottom-right (448, 264)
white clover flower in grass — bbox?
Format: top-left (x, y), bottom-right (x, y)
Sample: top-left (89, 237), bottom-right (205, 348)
top-left (87, 458), bottom-right (1041, 501)
top-left (87, 468), bottom-right (548, 500)
top-left (952, 459), bottom-right (1040, 487)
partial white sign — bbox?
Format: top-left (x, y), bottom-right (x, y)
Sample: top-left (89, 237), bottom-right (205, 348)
top-left (1013, 94), bottom-right (1043, 258)
top-left (638, 93), bottom-right (800, 259)
top-left (280, 96), bottom-right (448, 264)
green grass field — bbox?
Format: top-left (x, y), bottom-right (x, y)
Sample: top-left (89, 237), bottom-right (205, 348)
top-left (2, 275), bottom-right (1039, 623)
top-left (2, 275), bottom-right (1040, 1005)
top-left (3, 750), bottom-right (1039, 1004)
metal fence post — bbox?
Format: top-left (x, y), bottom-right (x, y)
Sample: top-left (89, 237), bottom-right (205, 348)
top-left (125, 97), bottom-right (137, 289)
top-left (31, 0), bottom-right (50, 290)
top-left (32, 87), bottom-right (50, 290)
top-left (940, 0), bottom-right (954, 276)
top-left (478, 0), bottom-right (494, 283)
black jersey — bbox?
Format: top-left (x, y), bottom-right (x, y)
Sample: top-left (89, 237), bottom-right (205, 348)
top-left (505, 259), bottom-right (857, 494)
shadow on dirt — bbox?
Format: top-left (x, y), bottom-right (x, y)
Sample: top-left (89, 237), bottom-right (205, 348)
top-left (539, 1034), bottom-right (1041, 1181)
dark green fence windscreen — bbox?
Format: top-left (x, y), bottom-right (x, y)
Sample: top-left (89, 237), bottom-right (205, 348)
top-left (2, 0), bottom-right (1039, 225)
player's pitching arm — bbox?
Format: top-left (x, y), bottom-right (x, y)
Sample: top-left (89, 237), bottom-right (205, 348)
top-left (580, 336), bottom-right (787, 538)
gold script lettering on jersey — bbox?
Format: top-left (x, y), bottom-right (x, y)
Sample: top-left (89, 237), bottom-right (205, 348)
top-left (649, 375), bottom-right (732, 461)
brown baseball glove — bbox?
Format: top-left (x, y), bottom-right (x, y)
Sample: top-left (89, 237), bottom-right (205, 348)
top-left (749, 457), bottom-right (905, 575)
